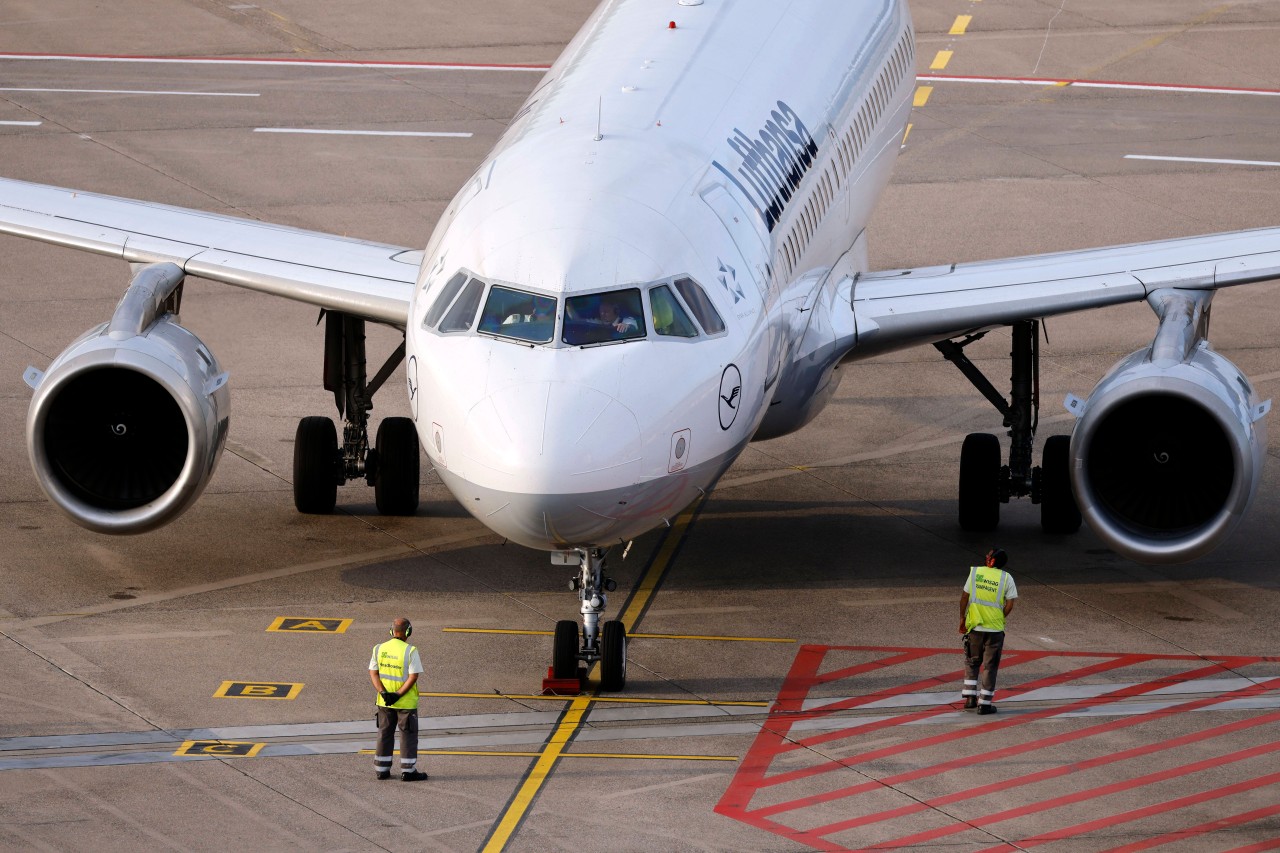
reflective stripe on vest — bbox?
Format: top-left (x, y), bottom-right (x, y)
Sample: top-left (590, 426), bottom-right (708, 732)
top-left (965, 566), bottom-right (1007, 632)
top-left (374, 639), bottom-right (419, 709)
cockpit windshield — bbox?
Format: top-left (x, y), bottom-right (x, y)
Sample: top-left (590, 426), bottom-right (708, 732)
top-left (562, 288), bottom-right (646, 346)
top-left (477, 285), bottom-right (557, 344)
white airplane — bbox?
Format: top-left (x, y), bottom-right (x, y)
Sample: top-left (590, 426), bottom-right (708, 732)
top-left (4, 0), bottom-right (1279, 690)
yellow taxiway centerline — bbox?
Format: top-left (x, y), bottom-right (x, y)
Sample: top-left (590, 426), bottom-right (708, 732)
top-left (443, 627), bottom-right (794, 643)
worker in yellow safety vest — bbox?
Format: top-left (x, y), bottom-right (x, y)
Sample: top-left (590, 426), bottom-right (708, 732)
top-left (959, 548), bottom-right (1018, 715)
top-left (368, 617), bottom-right (427, 781)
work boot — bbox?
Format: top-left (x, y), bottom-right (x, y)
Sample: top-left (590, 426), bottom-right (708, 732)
top-left (977, 704), bottom-right (997, 716)
top-left (963, 696), bottom-right (977, 710)
top-left (401, 770), bottom-right (428, 781)
top-left (375, 771), bottom-right (391, 780)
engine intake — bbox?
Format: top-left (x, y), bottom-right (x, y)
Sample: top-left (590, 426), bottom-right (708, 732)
top-left (1069, 289), bottom-right (1269, 563)
top-left (25, 264), bottom-right (230, 533)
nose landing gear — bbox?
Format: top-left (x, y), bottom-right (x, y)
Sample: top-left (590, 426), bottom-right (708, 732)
top-left (552, 548), bottom-right (627, 691)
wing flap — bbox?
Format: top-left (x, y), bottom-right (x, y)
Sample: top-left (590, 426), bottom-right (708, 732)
top-left (0, 177), bottom-right (417, 326)
top-left (850, 227), bottom-right (1280, 356)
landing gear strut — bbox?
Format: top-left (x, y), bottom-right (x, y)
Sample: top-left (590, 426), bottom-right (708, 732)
top-left (293, 312), bottom-right (419, 516)
top-left (552, 548), bottom-right (626, 691)
top-left (936, 319), bottom-right (1080, 534)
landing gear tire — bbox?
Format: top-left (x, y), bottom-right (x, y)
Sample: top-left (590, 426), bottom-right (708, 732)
top-left (374, 417), bottom-right (420, 516)
top-left (959, 432), bottom-right (1001, 532)
top-left (600, 620), bottom-right (627, 692)
top-left (1040, 434), bottom-right (1082, 534)
top-left (552, 620), bottom-right (579, 679)
top-left (294, 416), bottom-right (339, 514)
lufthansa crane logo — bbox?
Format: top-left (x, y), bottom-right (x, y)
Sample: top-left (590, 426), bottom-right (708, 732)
top-left (719, 364), bottom-right (742, 430)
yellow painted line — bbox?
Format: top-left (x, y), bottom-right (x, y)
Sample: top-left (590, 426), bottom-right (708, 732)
top-left (442, 627), bottom-right (792, 643)
top-left (266, 616), bottom-right (352, 633)
top-left (482, 497), bottom-right (706, 852)
top-left (360, 749), bottom-right (736, 761)
top-left (419, 691), bottom-right (768, 707)
top-left (616, 498), bottom-right (704, 630)
top-left (930, 50), bottom-right (953, 70)
top-left (914, 86), bottom-right (933, 107)
top-left (902, 123), bottom-right (913, 145)
top-left (950, 15), bottom-right (972, 35)
top-left (484, 696), bottom-right (591, 851)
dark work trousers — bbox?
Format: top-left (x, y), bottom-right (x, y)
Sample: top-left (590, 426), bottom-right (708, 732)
top-left (374, 707), bottom-right (420, 773)
top-left (963, 630), bottom-right (1005, 706)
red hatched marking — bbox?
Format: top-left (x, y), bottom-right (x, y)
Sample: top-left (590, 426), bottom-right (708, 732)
top-left (716, 645), bottom-right (1280, 852)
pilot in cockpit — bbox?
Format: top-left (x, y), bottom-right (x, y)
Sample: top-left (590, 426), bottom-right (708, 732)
top-left (597, 299), bottom-right (638, 336)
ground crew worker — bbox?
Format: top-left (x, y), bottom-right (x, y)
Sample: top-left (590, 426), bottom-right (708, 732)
top-left (959, 548), bottom-right (1017, 715)
top-left (369, 617), bottom-right (428, 780)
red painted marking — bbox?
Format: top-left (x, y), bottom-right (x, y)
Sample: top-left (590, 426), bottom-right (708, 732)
top-left (976, 767), bottom-right (1280, 852)
top-left (1222, 840), bottom-right (1280, 853)
top-left (718, 646), bottom-right (1280, 852)
top-left (889, 741), bottom-right (1280, 850)
top-left (757, 676), bottom-right (1280, 829)
top-left (811, 703), bottom-right (1280, 840)
top-left (760, 655), bottom-right (1210, 791)
top-left (1099, 801), bottom-right (1280, 853)
top-left (0, 51), bottom-right (548, 70)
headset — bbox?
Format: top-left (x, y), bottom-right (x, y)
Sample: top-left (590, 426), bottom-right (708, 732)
top-left (986, 548), bottom-right (1008, 569)
top-left (389, 620), bottom-right (412, 638)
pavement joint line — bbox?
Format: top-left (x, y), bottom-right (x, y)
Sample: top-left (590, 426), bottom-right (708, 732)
top-left (441, 626), bottom-right (794, 643)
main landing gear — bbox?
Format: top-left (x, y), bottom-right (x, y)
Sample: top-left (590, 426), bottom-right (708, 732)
top-left (552, 548), bottom-right (627, 691)
top-left (935, 319), bottom-right (1081, 534)
top-left (293, 312), bottom-right (420, 516)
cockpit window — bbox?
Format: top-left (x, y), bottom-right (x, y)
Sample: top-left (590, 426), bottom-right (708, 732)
top-left (562, 288), bottom-right (646, 346)
top-left (423, 272), bottom-right (469, 328)
top-left (674, 277), bottom-right (726, 335)
top-left (438, 277), bottom-right (485, 332)
top-left (477, 285), bottom-right (557, 344)
top-left (649, 285), bottom-right (698, 338)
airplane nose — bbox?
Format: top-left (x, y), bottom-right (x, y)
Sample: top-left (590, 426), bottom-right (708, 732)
top-left (454, 382), bottom-right (646, 547)
top-left (463, 382), bottom-right (642, 491)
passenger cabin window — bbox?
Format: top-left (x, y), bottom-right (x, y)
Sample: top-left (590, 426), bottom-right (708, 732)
top-left (478, 285), bottom-right (557, 344)
top-left (439, 277), bottom-right (484, 332)
top-left (674, 277), bottom-right (726, 334)
top-left (563, 288), bottom-right (645, 346)
top-left (649, 286), bottom-right (698, 338)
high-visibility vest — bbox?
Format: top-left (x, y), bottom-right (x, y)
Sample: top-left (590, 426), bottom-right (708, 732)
top-left (373, 638), bottom-right (419, 710)
top-left (965, 566), bottom-right (1010, 632)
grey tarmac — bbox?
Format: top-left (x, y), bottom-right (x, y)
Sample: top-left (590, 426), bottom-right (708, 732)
top-left (2, 1), bottom-right (1280, 851)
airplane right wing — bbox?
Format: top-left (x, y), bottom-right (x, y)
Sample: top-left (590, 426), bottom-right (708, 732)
top-left (847, 227), bottom-right (1280, 357)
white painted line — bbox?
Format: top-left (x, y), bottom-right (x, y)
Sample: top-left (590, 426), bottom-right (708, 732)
top-left (254, 128), bottom-right (473, 138)
top-left (0, 120), bottom-right (41, 126)
top-left (919, 74), bottom-right (1280, 97)
top-left (1126, 154), bottom-right (1280, 168)
top-left (0, 86), bottom-right (257, 97)
top-left (0, 52), bottom-right (547, 72)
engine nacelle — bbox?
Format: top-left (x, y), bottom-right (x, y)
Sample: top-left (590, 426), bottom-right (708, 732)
top-left (1069, 291), bottom-right (1270, 563)
top-left (25, 264), bottom-right (230, 534)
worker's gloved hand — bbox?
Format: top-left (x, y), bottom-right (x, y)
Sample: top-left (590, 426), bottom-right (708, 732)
top-left (381, 691), bottom-right (399, 705)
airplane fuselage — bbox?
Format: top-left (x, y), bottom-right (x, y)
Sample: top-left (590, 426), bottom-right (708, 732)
top-left (408, 0), bottom-right (916, 550)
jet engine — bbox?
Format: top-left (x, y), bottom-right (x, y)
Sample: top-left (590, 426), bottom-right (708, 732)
top-left (1068, 289), bottom-right (1270, 564)
top-left (24, 263), bottom-right (230, 534)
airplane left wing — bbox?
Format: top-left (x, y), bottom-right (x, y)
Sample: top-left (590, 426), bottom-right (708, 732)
top-left (0, 177), bottom-right (418, 326)
top-left (847, 227), bottom-right (1280, 357)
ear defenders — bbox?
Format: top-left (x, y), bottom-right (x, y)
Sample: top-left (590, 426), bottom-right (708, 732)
top-left (389, 622), bottom-right (413, 638)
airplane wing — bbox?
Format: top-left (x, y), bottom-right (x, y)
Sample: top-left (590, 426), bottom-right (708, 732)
top-left (0, 176), bottom-right (418, 326)
top-left (848, 227), bottom-right (1280, 356)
